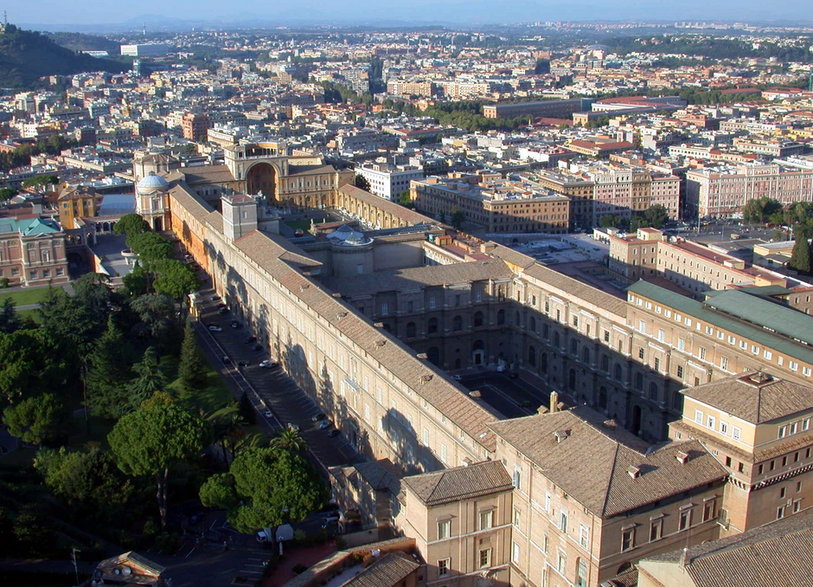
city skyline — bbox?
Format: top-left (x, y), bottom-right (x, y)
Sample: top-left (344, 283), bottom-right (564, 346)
top-left (5, 0), bottom-right (813, 30)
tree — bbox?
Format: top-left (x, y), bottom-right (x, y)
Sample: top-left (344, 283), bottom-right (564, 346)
top-left (0, 329), bottom-right (67, 405)
top-left (73, 272), bottom-right (112, 316)
top-left (238, 392), bottom-right (256, 425)
top-left (270, 427), bottom-right (305, 452)
top-left (789, 226), bottom-right (812, 274)
top-left (130, 293), bottom-right (178, 343)
top-left (398, 190), bottom-right (414, 209)
top-left (0, 298), bottom-right (20, 333)
top-left (200, 447), bottom-right (327, 539)
top-left (129, 231), bottom-right (173, 261)
top-left (34, 447), bottom-right (132, 506)
top-left (643, 204), bottom-right (669, 229)
top-left (152, 259), bottom-right (199, 302)
top-left (0, 187), bottom-right (16, 201)
top-left (3, 393), bottom-right (68, 446)
top-left (114, 213), bottom-right (149, 242)
top-left (108, 393), bottom-right (208, 527)
top-left (353, 174), bottom-right (371, 191)
top-left (128, 347), bottom-right (167, 405)
top-left (600, 214), bottom-right (620, 228)
top-left (450, 208), bottom-right (465, 229)
top-left (743, 197), bottom-right (783, 224)
top-left (85, 318), bottom-right (136, 419)
top-left (22, 174), bottom-right (58, 189)
top-left (179, 319), bottom-right (207, 393)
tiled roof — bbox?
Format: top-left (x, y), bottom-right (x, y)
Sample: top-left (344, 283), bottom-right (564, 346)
top-left (680, 372), bottom-right (813, 424)
top-left (523, 262), bottom-right (628, 317)
top-left (337, 184), bottom-right (435, 226)
top-left (641, 509), bottom-right (813, 587)
top-left (342, 552), bottom-right (420, 587)
top-left (181, 165), bottom-right (236, 185)
top-left (402, 460), bottom-right (513, 506)
top-left (489, 407), bottom-right (727, 517)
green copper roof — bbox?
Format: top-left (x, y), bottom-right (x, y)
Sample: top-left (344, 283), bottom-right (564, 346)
top-left (627, 280), bottom-right (813, 366)
top-left (0, 217), bottom-right (60, 236)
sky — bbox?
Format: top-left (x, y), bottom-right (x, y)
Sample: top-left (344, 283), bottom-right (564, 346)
top-left (4, 0), bottom-right (812, 28)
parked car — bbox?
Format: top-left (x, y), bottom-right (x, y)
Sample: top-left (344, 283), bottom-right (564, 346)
top-left (210, 295), bottom-right (220, 302)
top-left (208, 325), bottom-right (222, 332)
top-left (218, 307), bottom-right (229, 315)
top-left (237, 360), bottom-right (250, 367)
top-left (222, 355), bottom-right (230, 364)
top-left (259, 360), bottom-right (279, 369)
top-left (319, 420), bottom-right (331, 430)
top-left (230, 320), bottom-right (242, 329)
top-left (452, 374), bottom-right (463, 381)
top-left (263, 410), bottom-right (273, 419)
top-left (311, 412), bottom-right (326, 422)
top-left (321, 515), bottom-right (340, 529)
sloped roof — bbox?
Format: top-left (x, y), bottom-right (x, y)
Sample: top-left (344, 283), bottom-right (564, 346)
top-left (680, 372), bottom-right (813, 424)
top-left (489, 407), bottom-right (727, 518)
top-left (402, 460), bottom-right (513, 506)
top-left (641, 509), bottom-right (813, 587)
top-left (343, 552), bottom-right (420, 587)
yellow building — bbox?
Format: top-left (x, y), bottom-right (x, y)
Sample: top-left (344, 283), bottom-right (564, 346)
top-left (57, 185), bottom-right (100, 229)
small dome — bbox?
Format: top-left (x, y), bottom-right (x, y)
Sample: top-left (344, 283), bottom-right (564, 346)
top-left (137, 172), bottom-right (169, 191)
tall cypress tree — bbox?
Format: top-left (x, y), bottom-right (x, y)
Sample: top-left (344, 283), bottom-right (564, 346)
top-left (789, 226), bottom-right (812, 274)
top-left (179, 320), bottom-right (207, 392)
top-left (85, 318), bottom-right (136, 419)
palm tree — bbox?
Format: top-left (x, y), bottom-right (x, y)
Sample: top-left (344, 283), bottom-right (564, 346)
top-left (270, 426), bottom-right (305, 452)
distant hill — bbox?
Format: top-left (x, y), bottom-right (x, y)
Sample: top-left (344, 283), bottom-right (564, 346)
top-left (0, 24), bottom-right (128, 89)
top-left (46, 32), bottom-right (121, 55)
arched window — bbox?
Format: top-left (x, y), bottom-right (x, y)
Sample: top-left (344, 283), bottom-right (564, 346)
top-left (528, 346), bottom-right (537, 366)
top-left (473, 311), bottom-right (484, 327)
top-left (515, 311), bottom-right (521, 326)
top-left (614, 364), bottom-right (623, 381)
top-left (497, 309), bottom-right (505, 325)
top-left (570, 339), bottom-right (578, 354)
top-left (428, 317), bottom-right (438, 334)
top-left (568, 369), bottom-right (577, 390)
top-left (598, 386), bottom-right (608, 409)
top-left (635, 372), bottom-right (643, 391)
top-left (405, 322), bottom-right (416, 337)
top-left (540, 353), bottom-right (548, 374)
top-left (581, 347), bottom-right (590, 364)
top-left (452, 315), bottom-right (463, 331)
top-left (529, 317), bottom-right (536, 332)
top-left (649, 382), bottom-right (659, 401)
top-left (600, 355), bottom-right (609, 372)
top-left (553, 332), bottom-right (560, 348)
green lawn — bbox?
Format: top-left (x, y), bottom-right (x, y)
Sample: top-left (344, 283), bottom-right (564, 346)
top-left (15, 308), bottom-right (41, 323)
top-left (172, 366), bottom-right (234, 416)
top-left (0, 286), bottom-right (54, 307)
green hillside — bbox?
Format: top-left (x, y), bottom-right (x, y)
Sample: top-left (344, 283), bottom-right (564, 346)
top-left (0, 24), bottom-right (128, 88)
top-left (46, 32), bottom-right (121, 55)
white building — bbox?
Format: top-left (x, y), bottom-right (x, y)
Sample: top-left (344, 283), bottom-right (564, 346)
top-left (356, 162), bottom-right (424, 201)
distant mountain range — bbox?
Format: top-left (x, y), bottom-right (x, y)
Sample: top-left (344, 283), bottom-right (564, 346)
top-left (0, 24), bottom-right (127, 89)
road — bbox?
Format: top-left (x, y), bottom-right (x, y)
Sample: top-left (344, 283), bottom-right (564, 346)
top-left (194, 291), bottom-right (359, 470)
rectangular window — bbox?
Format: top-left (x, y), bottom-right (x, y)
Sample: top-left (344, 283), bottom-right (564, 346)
top-left (779, 426), bottom-right (788, 439)
top-left (513, 468), bottom-right (522, 490)
top-left (479, 548), bottom-right (492, 568)
top-left (437, 519), bottom-right (450, 540)
top-left (703, 500), bottom-right (715, 522)
top-left (514, 508), bottom-right (521, 527)
top-left (649, 518), bottom-right (663, 541)
top-left (707, 415), bottom-right (715, 430)
top-left (544, 493), bottom-right (551, 512)
top-left (732, 427), bottom-right (741, 441)
top-left (679, 509), bottom-right (691, 531)
top-left (677, 365), bottom-right (684, 378)
top-left (438, 558), bottom-right (449, 577)
top-left (560, 511), bottom-right (568, 533)
top-left (579, 525), bottom-right (589, 548)
top-left (695, 410), bottom-right (703, 424)
top-left (720, 421), bottom-right (728, 435)
top-left (479, 509), bottom-right (493, 531)
top-left (557, 552), bottom-right (566, 575)
top-left (621, 527), bottom-right (635, 551)
top-left (777, 506), bottom-right (785, 520)
top-left (512, 542), bottom-right (521, 564)
top-left (720, 357), bottom-right (729, 371)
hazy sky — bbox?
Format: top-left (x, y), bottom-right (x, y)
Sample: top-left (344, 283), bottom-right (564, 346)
top-left (5, 0), bottom-right (811, 27)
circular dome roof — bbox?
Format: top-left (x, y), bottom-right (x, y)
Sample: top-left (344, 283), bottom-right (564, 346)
top-left (137, 172), bottom-right (169, 190)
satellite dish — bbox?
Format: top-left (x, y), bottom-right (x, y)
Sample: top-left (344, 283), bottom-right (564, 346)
top-left (122, 567), bottom-right (132, 576)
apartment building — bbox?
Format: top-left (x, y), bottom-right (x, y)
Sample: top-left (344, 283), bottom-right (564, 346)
top-left (607, 228), bottom-right (808, 299)
top-left (482, 99), bottom-right (589, 120)
top-left (686, 163), bottom-right (813, 218)
top-left (0, 214), bottom-right (68, 287)
top-left (669, 372), bottom-right (813, 535)
top-left (57, 184), bottom-right (100, 230)
top-left (181, 112), bottom-right (211, 142)
top-left (356, 162), bottom-right (424, 201)
top-left (387, 80), bottom-right (436, 97)
top-left (411, 177), bottom-right (571, 233)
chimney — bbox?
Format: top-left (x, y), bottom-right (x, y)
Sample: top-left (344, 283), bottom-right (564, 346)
top-left (553, 430), bottom-right (568, 443)
top-left (549, 390), bottom-right (559, 414)
top-left (627, 466), bottom-right (641, 479)
top-left (676, 450), bottom-right (689, 464)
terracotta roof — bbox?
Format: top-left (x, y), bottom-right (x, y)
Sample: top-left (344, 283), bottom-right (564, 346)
top-left (402, 460), bottom-right (513, 506)
top-left (489, 407), bottom-right (727, 517)
top-left (338, 184), bottom-right (435, 226)
top-left (342, 551), bottom-right (420, 587)
top-left (640, 509), bottom-right (813, 587)
top-left (181, 165), bottom-right (236, 185)
top-left (680, 372), bottom-right (813, 424)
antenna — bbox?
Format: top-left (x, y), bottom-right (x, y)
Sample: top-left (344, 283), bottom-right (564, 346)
top-left (3, 10), bottom-right (7, 26)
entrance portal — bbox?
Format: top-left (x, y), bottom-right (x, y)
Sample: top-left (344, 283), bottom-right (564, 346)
top-left (246, 163), bottom-right (277, 200)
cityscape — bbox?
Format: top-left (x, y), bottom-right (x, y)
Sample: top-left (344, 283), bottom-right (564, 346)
top-left (0, 5), bottom-right (812, 587)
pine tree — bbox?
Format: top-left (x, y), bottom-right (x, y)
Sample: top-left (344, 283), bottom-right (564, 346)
top-left (179, 320), bottom-right (207, 392)
top-left (789, 227), bottom-right (812, 274)
top-left (128, 347), bottom-right (166, 407)
top-left (85, 318), bottom-right (136, 419)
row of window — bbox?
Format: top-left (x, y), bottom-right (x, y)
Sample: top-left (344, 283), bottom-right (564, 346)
top-left (694, 410), bottom-right (743, 441)
top-left (621, 500), bottom-right (715, 553)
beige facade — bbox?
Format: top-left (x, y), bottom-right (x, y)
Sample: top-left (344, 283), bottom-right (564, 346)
top-left (686, 163), bottom-right (813, 218)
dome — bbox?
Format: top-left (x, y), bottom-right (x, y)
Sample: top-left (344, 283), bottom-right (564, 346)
top-left (137, 172), bottom-right (169, 191)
